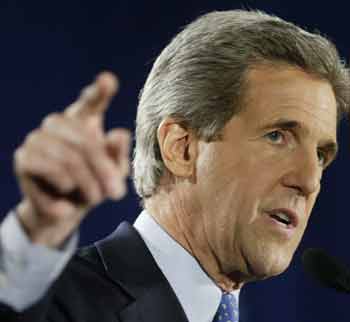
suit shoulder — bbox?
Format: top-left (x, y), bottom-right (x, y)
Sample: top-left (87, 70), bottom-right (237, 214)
top-left (49, 244), bottom-right (132, 320)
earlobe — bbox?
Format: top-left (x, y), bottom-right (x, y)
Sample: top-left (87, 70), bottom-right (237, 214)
top-left (157, 118), bottom-right (197, 178)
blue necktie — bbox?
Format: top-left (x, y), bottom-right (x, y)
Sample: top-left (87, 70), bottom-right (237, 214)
top-left (212, 292), bottom-right (239, 322)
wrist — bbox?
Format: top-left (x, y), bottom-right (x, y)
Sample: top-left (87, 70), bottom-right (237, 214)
top-left (16, 200), bottom-right (75, 249)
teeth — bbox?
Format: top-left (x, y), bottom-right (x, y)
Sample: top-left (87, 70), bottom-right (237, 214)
top-left (276, 212), bottom-right (290, 222)
top-left (273, 212), bottom-right (291, 224)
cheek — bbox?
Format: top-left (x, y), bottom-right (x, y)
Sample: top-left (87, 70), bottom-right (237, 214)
top-left (306, 192), bottom-right (319, 214)
top-left (202, 179), bottom-right (266, 259)
top-left (198, 152), bottom-right (260, 198)
top-left (197, 154), bottom-right (278, 232)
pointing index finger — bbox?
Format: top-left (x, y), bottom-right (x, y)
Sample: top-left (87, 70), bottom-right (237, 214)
top-left (65, 72), bottom-right (119, 120)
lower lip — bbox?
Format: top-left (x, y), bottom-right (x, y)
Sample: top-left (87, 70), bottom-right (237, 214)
top-left (263, 212), bottom-right (296, 240)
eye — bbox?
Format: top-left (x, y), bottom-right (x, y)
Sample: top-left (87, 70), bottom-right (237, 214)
top-left (317, 149), bottom-right (327, 167)
top-left (265, 130), bottom-right (285, 144)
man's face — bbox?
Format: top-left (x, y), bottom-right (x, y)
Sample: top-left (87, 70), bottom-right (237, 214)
top-left (192, 65), bottom-right (338, 281)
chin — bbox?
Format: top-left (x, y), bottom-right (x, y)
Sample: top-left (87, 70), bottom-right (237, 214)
top-left (245, 250), bottom-right (294, 281)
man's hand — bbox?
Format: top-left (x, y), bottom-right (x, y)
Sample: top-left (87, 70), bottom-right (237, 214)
top-left (13, 72), bottom-right (131, 248)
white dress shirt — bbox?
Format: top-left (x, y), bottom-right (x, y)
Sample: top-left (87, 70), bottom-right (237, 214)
top-left (134, 210), bottom-right (240, 322)
top-left (0, 211), bottom-right (78, 311)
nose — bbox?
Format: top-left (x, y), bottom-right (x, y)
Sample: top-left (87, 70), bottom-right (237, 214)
top-left (281, 148), bottom-right (322, 196)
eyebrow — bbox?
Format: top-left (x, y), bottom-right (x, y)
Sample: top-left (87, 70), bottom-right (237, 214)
top-left (261, 118), bottom-right (339, 162)
top-left (261, 119), bottom-right (301, 131)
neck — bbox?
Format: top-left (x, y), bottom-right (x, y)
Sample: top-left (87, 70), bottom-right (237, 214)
top-left (145, 192), bottom-right (244, 292)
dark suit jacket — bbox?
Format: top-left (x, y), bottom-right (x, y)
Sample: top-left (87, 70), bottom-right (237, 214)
top-left (0, 221), bottom-right (189, 322)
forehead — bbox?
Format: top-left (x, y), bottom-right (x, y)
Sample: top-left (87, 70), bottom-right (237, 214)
top-left (239, 65), bottom-right (337, 139)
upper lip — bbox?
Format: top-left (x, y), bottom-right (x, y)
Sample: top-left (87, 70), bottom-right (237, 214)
top-left (265, 208), bottom-right (299, 228)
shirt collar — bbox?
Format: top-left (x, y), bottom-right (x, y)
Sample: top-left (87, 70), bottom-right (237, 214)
top-left (134, 210), bottom-right (240, 322)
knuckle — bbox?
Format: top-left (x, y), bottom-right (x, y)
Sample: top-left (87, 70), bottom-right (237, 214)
top-left (14, 147), bottom-right (24, 163)
top-left (79, 131), bottom-right (100, 150)
top-left (24, 129), bottom-right (41, 145)
top-left (64, 151), bottom-right (83, 169)
top-left (42, 113), bottom-right (62, 128)
top-left (82, 145), bottom-right (105, 171)
top-left (63, 154), bottom-right (97, 191)
top-left (13, 148), bottom-right (26, 173)
top-left (87, 187), bottom-right (103, 206)
top-left (14, 149), bottom-right (36, 176)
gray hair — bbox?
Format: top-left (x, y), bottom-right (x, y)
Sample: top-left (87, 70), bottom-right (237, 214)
top-left (132, 9), bottom-right (350, 199)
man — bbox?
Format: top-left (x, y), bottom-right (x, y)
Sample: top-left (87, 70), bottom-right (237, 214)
top-left (0, 9), bottom-right (349, 322)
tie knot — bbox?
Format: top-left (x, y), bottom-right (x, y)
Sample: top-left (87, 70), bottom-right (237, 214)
top-left (213, 292), bottom-right (239, 322)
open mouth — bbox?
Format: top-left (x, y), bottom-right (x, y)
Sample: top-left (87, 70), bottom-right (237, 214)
top-left (270, 212), bottom-right (291, 226)
top-left (265, 209), bottom-right (297, 228)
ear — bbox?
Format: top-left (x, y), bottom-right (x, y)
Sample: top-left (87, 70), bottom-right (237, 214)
top-left (157, 118), bottom-right (198, 178)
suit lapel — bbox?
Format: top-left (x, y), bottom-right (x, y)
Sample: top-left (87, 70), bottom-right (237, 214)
top-left (118, 283), bottom-right (188, 322)
top-left (95, 222), bottom-right (189, 322)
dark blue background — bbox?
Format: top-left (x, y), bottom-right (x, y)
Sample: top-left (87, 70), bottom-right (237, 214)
top-left (1, 1), bottom-right (349, 321)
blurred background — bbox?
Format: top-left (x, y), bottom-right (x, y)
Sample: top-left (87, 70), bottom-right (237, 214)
top-left (0, 1), bottom-right (349, 321)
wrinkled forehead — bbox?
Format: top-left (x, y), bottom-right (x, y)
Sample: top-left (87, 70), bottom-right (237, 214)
top-left (240, 64), bottom-right (338, 137)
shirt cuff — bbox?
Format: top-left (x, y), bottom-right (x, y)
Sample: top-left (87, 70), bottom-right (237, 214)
top-left (0, 211), bottom-right (78, 312)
